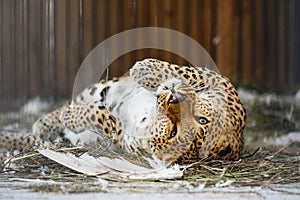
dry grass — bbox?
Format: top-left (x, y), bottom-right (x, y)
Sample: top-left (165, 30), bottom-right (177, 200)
top-left (183, 146), bottom-right (300, 187)
top-left (1, 142), bottom-right (299, 193)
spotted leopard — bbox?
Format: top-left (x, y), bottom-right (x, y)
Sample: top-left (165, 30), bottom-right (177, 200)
top-left (0, 58), bottom-right (246, 166)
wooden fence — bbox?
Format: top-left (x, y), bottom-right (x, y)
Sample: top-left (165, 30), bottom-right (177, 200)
top-left (0, 0), bottom-right (297, 99)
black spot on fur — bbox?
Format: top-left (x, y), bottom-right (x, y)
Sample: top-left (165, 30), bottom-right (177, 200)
top-left (109, 115), bottom-right (116, 123)
top-left (183, 74), bottom-right (190, 79)
top-left (227, 96), bottom-right (234, 102)
top-left (98, 105), bottom-right (105, 110)
top-left (178, 70), bottom-right (184, 74)
top-left (217, 144), bottom-right (231, 157)
top-left (100, 86), bottom-right (110, 100)
top-left (59, 131), bottom-right (65, 138)
top-left (89, 87), bottom-right (97, 96)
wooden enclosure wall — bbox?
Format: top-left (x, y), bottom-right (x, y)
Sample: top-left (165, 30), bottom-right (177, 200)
top-left (0, 0), bottom-right (296, 99)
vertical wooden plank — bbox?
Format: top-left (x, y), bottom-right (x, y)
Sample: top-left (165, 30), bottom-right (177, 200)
top-left (95, 0), bottom-right (106, 43)
top-left (210, 0), bottom-right (218, 63)
top-left (28, 0), bottom-right (43, 97)
top-left (277, 0), bottom-right (286, 87)
top-left (135, 0), bottom-right (149, 63)
top-left (285, 0), bottom-right (291, 87)
top-left (0, 0), bottom-right (2, 97)
top-left (39, 0), bottom-right (46, 96)
top-left (149, 0), bottom-right (158, 27)
top-left (240, 0), bottom-right (253, 85)
top-left (286, 0), bottom-right (295, 87)
top-left (15, 0), bottom-right (26, 98)
top-left (39, 0), bottom-right (48, 98)
top-left (253, 0), bottom-right (265, 87)
top-left (266, 0), bottom-right (276, 87)
top-left (120, 0), bottom-right (135, 76)
top-left (1, 0), bottom-right (14, 97)
top-left (91, 0), bottom-right (106, 80)
top-left (260, 0), bottom-right (269, 89)
top-left (174, 0), bottom-right (186, 65)
top-left (81, 0), bottom-right (93, 61)
top-left (291, 0), bottom-right (300, 87)
top-left (189, 0), bottom-right (203, 67)
top-left (272, 0), bottom-right (279, 88)
top-left (189, 0), bottom-right (199, 42)
top-left (41, 0), bottom-right (48, 97)
top-left (45, 0), bottom-right (55, 96)
top-left (23, 0), bottom-right (30, 98)
top-left (80, 0), bottom-right (106, 89)
top-left (202, 0), bottom-right (213, 56)
top-left (54, 0), bottom-right (67, 97)
top-left (109, 0), bottom-right (126, 77)
top-left (147, 0), bottom-right (159, 64)
top-left (236, 0), bottom-right (242, 84)
top-left (11, 0), bottom-right (16, 97)
top-left (109, 0), bottom-right (121, 36)
top-left (214, 0), bottom-right (237, 79)
top-left (161, 0), bottom-right (173, 63)
top-left (66, 0), bottom-right (81, 96)
top-left (40, 0), bottom-right (54, 97)
top-left (230, 0), bottom-right (239, 81)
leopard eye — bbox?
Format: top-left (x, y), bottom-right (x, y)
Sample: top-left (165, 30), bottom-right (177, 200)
top-left (169, 124), bottom-right (177, 139)
top-left (195, 116), bottom-right (210, 125)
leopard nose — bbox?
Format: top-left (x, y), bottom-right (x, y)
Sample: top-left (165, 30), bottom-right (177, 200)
top-left (168, 91), bottom-right (186, 103)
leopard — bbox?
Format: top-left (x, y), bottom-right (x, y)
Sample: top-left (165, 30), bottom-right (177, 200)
top-left (0, 58), bottom-right (246, 167)
top-left (130, 59), bottom-right (246, 165)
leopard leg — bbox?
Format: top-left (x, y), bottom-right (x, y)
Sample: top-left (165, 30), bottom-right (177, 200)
top-left (60, 101), bottom-right (122, 141)
top-left (0, 131), bottom-right (36, 151)
top-left (130, 58), bottom-right (204, 91)
top-left (32, 105), bottom-right (67, 142)
top-left (31, 81), bottom-right (113, 144)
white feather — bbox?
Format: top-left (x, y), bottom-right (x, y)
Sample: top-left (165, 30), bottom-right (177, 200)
top-left (38, 149), bottom-right (183, 180)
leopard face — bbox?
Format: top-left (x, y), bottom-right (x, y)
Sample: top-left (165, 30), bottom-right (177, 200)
top-left (149, 79), bottom-right (213, 165)
top-left (150, 80), bottom-right (245, 166)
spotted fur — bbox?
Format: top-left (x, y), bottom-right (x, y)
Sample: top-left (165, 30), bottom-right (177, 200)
top-left (0, 58), bottom-right (246, 166)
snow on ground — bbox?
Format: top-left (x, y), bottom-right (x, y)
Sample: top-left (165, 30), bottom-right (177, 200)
top-left (21, 97), bottom-right (51, 115)
top-left (237, 88), bottom-right (258, 103)
top-left (263, 131), bottom-right (300, 145)
top-left (238, 87), bottom-right (300, 146)
top-left (0, 181), bottom-right (299, 200)
top-left (237, 87), bottom-right (300, 105)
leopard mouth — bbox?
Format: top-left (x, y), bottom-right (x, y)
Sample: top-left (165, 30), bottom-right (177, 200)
top-left (168, 90), bottom-right (186, 104)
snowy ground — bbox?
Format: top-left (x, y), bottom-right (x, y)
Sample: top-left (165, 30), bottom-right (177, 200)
top-left (0, 181), bottom-right (299, 200)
